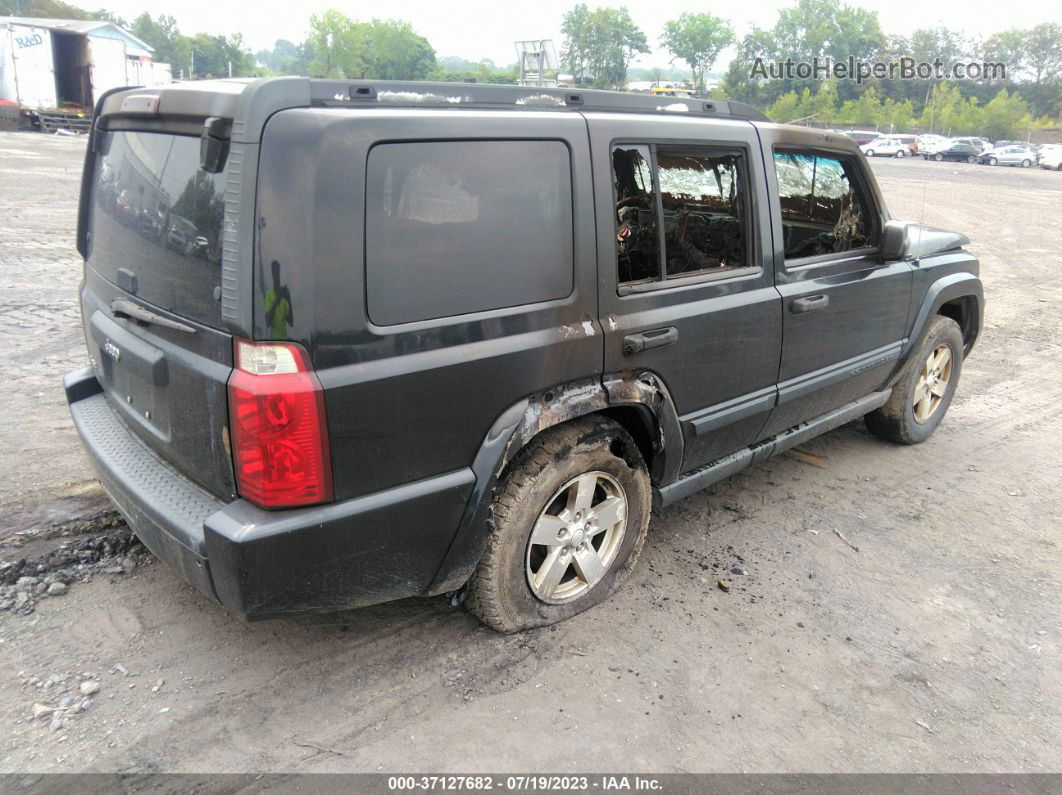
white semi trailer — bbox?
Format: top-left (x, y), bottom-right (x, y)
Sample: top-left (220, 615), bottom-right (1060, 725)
top-left (0, 19), bottom-right (171, 131)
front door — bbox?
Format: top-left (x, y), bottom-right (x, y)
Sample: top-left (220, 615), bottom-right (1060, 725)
top-left (756, 134), bottom-right (913, 437)
top-left (587, 114), bottom-right (782, 475)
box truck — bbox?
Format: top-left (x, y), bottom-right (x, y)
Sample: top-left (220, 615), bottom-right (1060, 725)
top-left (0, 20), bottom-right (170, 131)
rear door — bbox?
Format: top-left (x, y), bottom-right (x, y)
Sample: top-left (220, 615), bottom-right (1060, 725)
top-left (86, 36), bottom-right (127, 102)
top-left (587, 113), bottom-right (781, 474)
top-left (83, 129), bottom-right (236, 499)
top-left (757, 129), bottom-right (912, 437)
top-left (8, 25), bottom-right (56, 109)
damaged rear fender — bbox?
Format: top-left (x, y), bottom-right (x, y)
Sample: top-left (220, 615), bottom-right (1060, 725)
top-left (424, 372), bottom-right (683, 595)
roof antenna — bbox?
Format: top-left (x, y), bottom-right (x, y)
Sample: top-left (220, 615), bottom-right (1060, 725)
top-left (915, 178), bottom-right (928, 255)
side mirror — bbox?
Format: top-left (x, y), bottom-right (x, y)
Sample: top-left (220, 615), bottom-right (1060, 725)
top-left (881, 219), bottom-right (910, 261)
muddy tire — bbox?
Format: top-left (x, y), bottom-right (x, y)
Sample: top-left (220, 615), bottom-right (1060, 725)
top-left (465, 416), bottom-right (651, 633)
top-left (865, 315), bottom-right (964, 445)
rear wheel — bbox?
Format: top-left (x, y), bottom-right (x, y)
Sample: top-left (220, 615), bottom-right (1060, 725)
top-left (465, 416), bottom-right (651, 633)
top-left (865, 316), bottom-right (964, 445)
top-left (866, 149), bottom-right (875, 157)
top-left (1021, 159), bottom-right (1031, 168)
top-left (967, 155), bottom-right (976, 163)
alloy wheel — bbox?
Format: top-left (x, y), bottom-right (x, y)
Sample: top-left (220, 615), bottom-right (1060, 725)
top-left (913, 344), bottom-right (953, 423)
top-left (525, 471), bottom-right (628, 603)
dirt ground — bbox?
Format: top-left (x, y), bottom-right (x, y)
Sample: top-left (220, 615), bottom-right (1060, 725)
top-left (0, 132), bottom-right (1059, 773)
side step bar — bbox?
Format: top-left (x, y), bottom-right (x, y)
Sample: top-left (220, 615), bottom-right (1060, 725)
top-left (653, 389), bottom-right (891, 507)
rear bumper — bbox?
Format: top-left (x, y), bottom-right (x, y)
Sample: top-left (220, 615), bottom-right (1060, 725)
top-left (65, 367), bottom-right (475, 620)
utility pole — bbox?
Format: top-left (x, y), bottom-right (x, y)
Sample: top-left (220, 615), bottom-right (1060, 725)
top-left (190, 50), bottom-right (195, 80)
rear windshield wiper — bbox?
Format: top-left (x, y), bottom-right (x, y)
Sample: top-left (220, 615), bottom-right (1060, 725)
top-left (111, 299), bottom-right (196, 334)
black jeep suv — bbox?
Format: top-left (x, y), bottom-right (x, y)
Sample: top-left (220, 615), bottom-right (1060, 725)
top-left (65, 79), bottom-right (983, 632)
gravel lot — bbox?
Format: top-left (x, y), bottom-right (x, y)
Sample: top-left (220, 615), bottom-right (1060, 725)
top-left (0, 132), bottom-right (1060, 773)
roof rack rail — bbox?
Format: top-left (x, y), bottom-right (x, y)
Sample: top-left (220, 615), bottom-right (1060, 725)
top-left (309, 79), bottom-right (768, 122)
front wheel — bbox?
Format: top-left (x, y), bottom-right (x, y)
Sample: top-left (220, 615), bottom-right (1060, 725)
top-left (465, 416), bottom-right (651, 633)
top-left (988, 157), bottom-right (998, 166)
top-left (896, 149), bottom-right (905, 157)
top-left (865, 315), bottom-right (964, 445)
top-left (934, 153), bottom-right (944, 161)
top-left (967, 155), bottom-right (977, 163)
top-left (866, 149), bottom-right (875, 157)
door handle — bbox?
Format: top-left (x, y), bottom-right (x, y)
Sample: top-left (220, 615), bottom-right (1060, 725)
top-left (623, 327), bottom-right (678, 355)
top-left (791, 295), bottom-right (829, 314)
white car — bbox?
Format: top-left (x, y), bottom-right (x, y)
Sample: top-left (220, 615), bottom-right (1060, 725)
top-left (917, 134), bottom-right (950, 154)
top-left (980, 146), bottom-right (1036, 167)
top-left (952, 137), bottom-right (993, 155)
top-left (861, 138), bottom-right (908, 157)
top-left (1039, 145), bottom-right (1062, 171)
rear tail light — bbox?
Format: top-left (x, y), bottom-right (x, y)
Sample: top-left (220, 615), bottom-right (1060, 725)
top-left (227, 340), bottom-right (333, 509)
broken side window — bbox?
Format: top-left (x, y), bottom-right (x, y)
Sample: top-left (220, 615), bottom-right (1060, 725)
top-left (774, 151), bottom-right (875, 261)
top-left (656, 147), bottom-right (748, 276)
top-left (612, 145), bottom-right (660, 284)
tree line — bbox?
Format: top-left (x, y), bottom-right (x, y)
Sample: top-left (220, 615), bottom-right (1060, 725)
top-left (5, 0), bottom-right (1060, 130)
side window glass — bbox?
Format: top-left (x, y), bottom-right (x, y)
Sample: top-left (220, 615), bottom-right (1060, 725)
top-left (612, 145), bottom-right (659, 284)
top-left (773, 151), bottom-right (875, 261)
top-left (613, 144), bottom-right (751, 286)
top-left (657, 148), bottom-right (747, 276)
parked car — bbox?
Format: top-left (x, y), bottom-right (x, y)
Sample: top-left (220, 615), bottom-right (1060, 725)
top-left (861, 137), bottom-right (909, 157)
top-left (883, 134), bottom-right (918, 155)
top-left (187, 235), bottom-right (210, 258)
top-left (843, 129), bottom-right (880, 146)
top-left (916, 134), bottom-right (950, 154)
top-left (164, 216), bottom-right (198, 253)
top-left (65, 79), bottom-right (983, 632)
top-left (1039, 145), bottom-right (1062, 171)
top-left (951, 137), bottom-right (992, 155)
top-left (978, 146), bottom-right (1036, 167)
top-left (924, 142), bottom-right (980, 162)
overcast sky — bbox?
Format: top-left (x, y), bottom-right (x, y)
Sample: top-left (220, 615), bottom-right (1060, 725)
top-left (69, 0), bottom-right (1061, 70)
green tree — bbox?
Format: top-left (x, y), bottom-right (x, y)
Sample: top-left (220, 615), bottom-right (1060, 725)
top-left (837, 85), bottom-right (884, 127)
top-left (361, 20), bottom-right (435, 80)
top-left (186, 33), bottom-right (253, 78)
top-left (0, 0), bottom-right (90, 18)
top-left (131, 13), bottom-right (189, 73)
top-left (307, 10), bottom-right (365, 77)
top-left (982, 28), bottom-right (1026, 81)
top-left (880, 97), bottom-right (914, 131)
top-left (306, 13), bottom-right (434, 80)
top-left (725, 0), bottom-right (884, 105)
top-left (660, 12), bottom-right (734, 95)
top-left (560, 4), bottom-right (594, 82)
top-left (88, 9), bottom-right (128, 27)
top-left (1024, 23), bottom-right (1062, 87)
top-left (256, 39), bottom-right (312, 75)
top-left (981, 89), bottom-right (1032, 140)
top-left (561, 5), bottom-right (649, 89)
top-left (766, 91), bottom-right (802, 122)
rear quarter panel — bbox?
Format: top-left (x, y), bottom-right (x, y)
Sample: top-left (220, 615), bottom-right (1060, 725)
top-left (255, 108), bottom-right (602, 501)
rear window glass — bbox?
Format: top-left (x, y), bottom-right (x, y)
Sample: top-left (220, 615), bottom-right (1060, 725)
top-left (365, 140), bottom-right (574, 326)
top-left (88, 131), bottom-right (226, 327)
